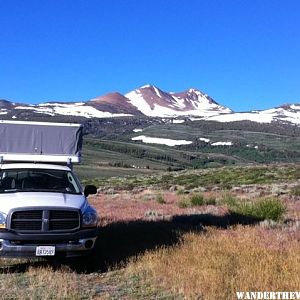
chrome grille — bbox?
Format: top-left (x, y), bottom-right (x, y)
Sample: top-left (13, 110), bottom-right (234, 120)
top-left (10, 209), bottom-right (80, 232)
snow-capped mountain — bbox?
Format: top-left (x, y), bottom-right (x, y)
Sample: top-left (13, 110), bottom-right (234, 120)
top-left (125, 85), bottom-right (232, 117)
top-left (205, 104), bottom-right (300, 125)
top-left (0, 85), bottom-right (299, 126)
top-left (14, 102), bottom-right (133, 118)
top-left (0, 85), bottom-right (232, 119)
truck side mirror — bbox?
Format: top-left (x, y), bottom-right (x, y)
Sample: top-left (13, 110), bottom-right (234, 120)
top-left (84, 185), bottom-right (97, 197)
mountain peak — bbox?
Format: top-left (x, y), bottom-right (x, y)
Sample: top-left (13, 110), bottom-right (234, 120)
top-left (90, 92), bottom-right (124, 102)
top-left (139, 84), bottom-right (152, 89)
top-left (124, 85), bottom-right (231, 117)
top-left (137, 84), bottom-right (165, 95)
top-left (188, 88), bottom-right (201, 94)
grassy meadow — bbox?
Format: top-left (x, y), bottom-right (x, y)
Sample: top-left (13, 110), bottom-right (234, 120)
top-left (0, 164), bottom-right (300, 299)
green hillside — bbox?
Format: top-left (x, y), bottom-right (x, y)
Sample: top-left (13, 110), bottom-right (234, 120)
top-left (75, 119), bottom-right (300, 179)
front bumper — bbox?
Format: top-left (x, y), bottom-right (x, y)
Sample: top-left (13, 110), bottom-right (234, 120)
top-left (0, 228), bottom-right (99, 258)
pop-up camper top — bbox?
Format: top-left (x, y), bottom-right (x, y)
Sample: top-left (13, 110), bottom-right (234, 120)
top-left (0, 120), bottom-right (83, 163)
top-left (0, 120), bottom-right (98, 259)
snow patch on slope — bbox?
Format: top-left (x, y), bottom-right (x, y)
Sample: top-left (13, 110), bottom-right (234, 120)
top-left (132, 135), bottom-right (193, 146)
top-left (153, 86), bottom-right (162, 98)
top-left (0, 109), bottom-right (8, 115)
top-left (140, 84), bottom-right (151, 89)
top-left (290, 104), bottom-right (300, 110)
top-left (39, 102), bottom-right (85, 107)
top-left (206, 106), bottom-right (300, 125)
top-left (211, 141), bottom-right (232, 146)
top-left (171, 96), bottom-right (186, 109)
top-left (199, 138), bottom-right (210, 143)
top-left (15, 103), bottom-right (132, 118)
top-left (206, 112), bottom-right (274, 123)
top-left (173, 119), bottom-right (185, 124)
top-left (125, 91), bottom-right (154, 116)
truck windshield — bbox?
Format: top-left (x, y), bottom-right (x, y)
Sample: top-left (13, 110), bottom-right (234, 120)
top-left (0, 169), bottom-right (81, 194)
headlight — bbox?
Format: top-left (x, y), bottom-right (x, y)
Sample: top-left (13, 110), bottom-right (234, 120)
top-left (0, 212), bottom-right (7, 229)
top-left (82, 206), bottom-right (98, 228)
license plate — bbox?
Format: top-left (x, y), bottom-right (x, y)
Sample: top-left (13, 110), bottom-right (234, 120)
top-left (36, 246), bottom-right (55, 256)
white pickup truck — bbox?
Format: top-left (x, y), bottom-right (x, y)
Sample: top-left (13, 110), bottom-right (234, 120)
top-left (0, 121), bottom-right (99, 258)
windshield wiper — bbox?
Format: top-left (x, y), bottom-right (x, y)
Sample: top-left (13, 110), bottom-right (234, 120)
top-left (0, 188), bottom-right (80, 194)
top-left (0, 189), bottom-right (19, 193)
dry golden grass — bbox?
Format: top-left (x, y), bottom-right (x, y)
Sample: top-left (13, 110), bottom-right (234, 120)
top-left (0, 266), bottom-right (89, 299)
top-left (126, 226), bottom-right (300, 299)
top-left (0, 184), bottom-right (299, 299)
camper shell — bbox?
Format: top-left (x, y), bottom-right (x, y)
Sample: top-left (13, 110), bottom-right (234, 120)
top-left (0, 121), bottom-right (98, 258)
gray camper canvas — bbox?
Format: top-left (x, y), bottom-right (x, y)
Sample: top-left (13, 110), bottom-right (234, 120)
top-left (0, 121), bottom-right (83, 163)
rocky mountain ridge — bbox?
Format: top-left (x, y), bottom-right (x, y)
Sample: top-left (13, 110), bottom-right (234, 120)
top-left (0, 85), bottom-right (299, 125)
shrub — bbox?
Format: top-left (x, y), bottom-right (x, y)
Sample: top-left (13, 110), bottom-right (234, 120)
top-left (231, 198), bottom-right (286, 222)
top-left (219, 193), bottom-right (239, 208)
top-left (205, 197), bottom-right (217, 205)
top-left (156, 194), bottom-right (166, 204)
top-left (190, 194), bottom-right (204, 206)
top-left (220, 193), bottom-right (285, 221)
top-left (251, 198), bottom-right (285, 221)
top-left (178, 194), bottom-right (217, 208)
top-left (178, 198), bottom-right (190, 208)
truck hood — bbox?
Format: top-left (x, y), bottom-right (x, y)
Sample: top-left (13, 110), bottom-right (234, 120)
top-left (0, 192), bottom-right (86, 214)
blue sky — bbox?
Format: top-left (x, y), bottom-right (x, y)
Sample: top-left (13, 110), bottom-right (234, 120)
top-left (0, 0), bottom-right (299, 111)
